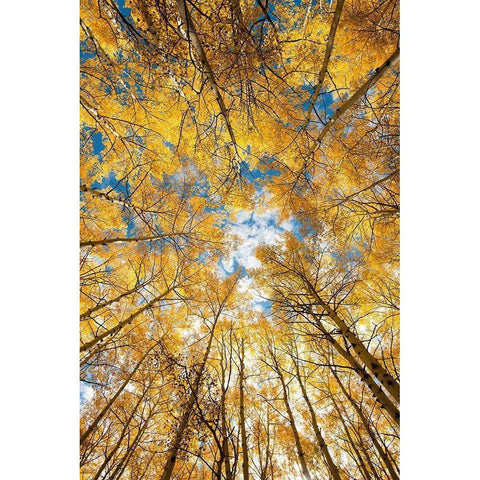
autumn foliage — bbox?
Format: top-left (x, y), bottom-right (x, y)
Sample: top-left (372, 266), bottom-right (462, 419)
top-left (80, 0), bottom-right (399, 478)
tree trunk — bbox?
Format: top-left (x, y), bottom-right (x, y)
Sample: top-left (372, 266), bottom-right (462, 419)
top-left (92, 382), bottom-right (150, 480)
top-left (80, 285), bottom-right (175, 353)
top-left (332, 370), bottom-right (399, 480)
top-left (80, 282), bottom-right (145, 320)
top-left (80, 343), bottom-right (156, 445)
top-left (81, 184), bottom-right (168, 216)
top-left (331, 396), bottom-right (370, 480)
top-left (304, 280), bottom-right (400, 403)
top-left (238, 338), bottom-right (250, 480)
top-left (291, 353), bottom-right (342, 480)
top-left (80, 232), bottom-right (191, 248)
top-left (158, 284), bottom-right (234, 480)
top-left (270, 350), bottom-right (312, 480)
top-left (220, 349), bottom-right (234, 480)
top-left (303, 0), bottom-right (346, 126)
top-left (175, 0), bottom-right (240, 165)
top-left (110, 414), bottom-right (151, 480)
top-left (315, 47), bottom-right (400, 146)
top-left (312, 314), bottom-right (399, 425)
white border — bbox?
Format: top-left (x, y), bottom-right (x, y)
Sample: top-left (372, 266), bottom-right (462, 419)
top-left (402, 0), bottom-right (480, 477)
top-left (1, 1), bottom-right (78, 478)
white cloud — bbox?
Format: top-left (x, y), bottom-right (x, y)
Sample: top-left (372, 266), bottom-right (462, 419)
top-left (280, 218), bottom-right (295, 232)
top-left (237, 273), bottom-right (271, 313)
top-left (234, 210), bottom-right (253, 224)
top-left (80, 382), bottom-right (94, 406)
top-left (237, 275), bottom-right (253, 293)
top-left (221, 209), bottom-right (292, 274)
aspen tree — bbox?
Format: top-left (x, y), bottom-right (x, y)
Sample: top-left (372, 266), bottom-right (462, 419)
top-left (80, 0), bottom-right (400, 477)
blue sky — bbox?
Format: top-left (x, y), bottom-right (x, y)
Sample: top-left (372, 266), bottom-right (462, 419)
top-left (301, 83), bottom-right (335, 122)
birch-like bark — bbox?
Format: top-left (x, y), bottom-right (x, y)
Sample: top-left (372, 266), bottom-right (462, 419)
top-left (81, 184), bottom-right (168, 216)
top-left (311, 313), bottom-right (399, 425)
top-left (159, 330), bottom-right (217, 480)
top-left (80, 232), bottom-right (193, 248)
top-left (313, 47), bottom-right (400, 147)
top-left (303, 278), bottom-right (400, 403)
top-left (257, 410), bottom-right (272, 480)
top-left (355, 429), bottom-right (382, 480)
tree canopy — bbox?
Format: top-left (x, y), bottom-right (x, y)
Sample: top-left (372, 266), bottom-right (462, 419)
top-left (80, 0), bottom-right (399, 478)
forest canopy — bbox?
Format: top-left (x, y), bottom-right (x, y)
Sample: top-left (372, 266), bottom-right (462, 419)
top-left (80, 0), bottom-right (399, 479)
